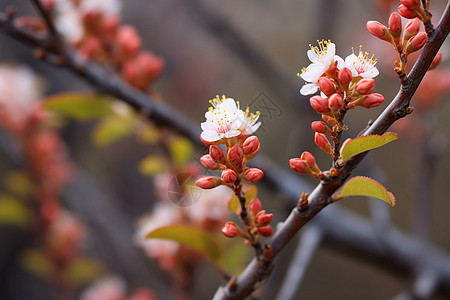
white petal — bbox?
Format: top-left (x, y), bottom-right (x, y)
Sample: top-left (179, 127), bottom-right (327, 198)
top-left (307, 49), bottom-right (318, 62)
top-left (221, 98), bottom-right (238, 112)
top-left (201, 130), bottom-right (222, 142)
top-left (335, 55), bottom-right (346, 69)
top-left (300, 83), bottom-right (318, 95)
top-left (345, 53), bottom-right (358, 65)
top-left (201, 121), bottom-right (213, 131)
top-left (300, 63), bottom-right (326, 82)
top-left (360, 67), bottom-right (379, 78)
top-left (327, 43), bottom-right (336, 57)
top-left (244, 122), bottom-right (261, 135)
top-left (224, 129), bottom-right (241, 138)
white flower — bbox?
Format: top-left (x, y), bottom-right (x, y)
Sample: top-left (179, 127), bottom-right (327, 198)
top-left (54, 0), bottom-right (83, 43)
top-left (299, 40), bottom-right (340, 95)
top-left (79, 0), bottom-right (122, 16)
top-left (200, 96), bottom-right (260, 142)
top-left (338, 46), bottom-right (379, 78)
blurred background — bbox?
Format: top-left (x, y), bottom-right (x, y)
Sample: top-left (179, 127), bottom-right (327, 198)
top-left (0, 0), bottom-right (449, 299)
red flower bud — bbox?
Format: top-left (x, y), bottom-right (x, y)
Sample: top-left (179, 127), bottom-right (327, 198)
top-left (221, 222), bottom-right (239, 238)
top-left (228, 144), bottom-right (244, 165)
top-left (300, 151), bottom-right (316, 168)
top-left (318, 77), bottom-right (335, 96)
top-left (311, 121), bottom-right (328, 134)
top-left (221, 169), bottom-right (237, 183)
top-left (400, 0), bottom-right (420, 9)
top-left (389, 12), bottom-right (402, 36)
top-left (242, 136), bottom-right (260, 155)
top-left (338, 67), bottom-right (353, 85)
top-left (196, 176), bottom-right (222, 189)
top-left (248, 197), bottom-right (262, 214)
top-left (366, 21), bottom-right (392, 42)
top-left (329, 93), bottom-right (344, 110)
top-left (398, 4), bottom-right (417, 19)
top-left (362, 93), bottom-right (385, 108)
top-left (200, 155), bottom-right (220, 170)
top-left (258, 226), bottom-right (273, 237)
top-left (255, 210), bottom-right (273, 226)
top-left (405, 18), bottom-right (421, 35)
top-left (355, 78), bottom-right (375, 95)
top-left (210, 145), bottom-right (225, 162)
top-left (410, 32), bottom-right (427, 50)
top-left (289, 158), bottom-right (307, 173)
top-left (117, 25), bottom-right (141, 59)
top-left (429, 52), bottom-right (442, 70)
top-left (244, 168), bottom-right (264, 183)
top-left (315, 133), bottom-right (333, 156)
top-left (309, 96), bottom-right (329, 114)
top-left (322, 115), bottom-right (338, 126)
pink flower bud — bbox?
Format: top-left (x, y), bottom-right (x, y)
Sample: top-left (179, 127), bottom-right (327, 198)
top-left (366, 21), bottom-right (392, 42)
top-left (255, 210), bottom-right (273, 226)
top-left (117, 25), bottom-right (141, 59)
top-left (355, 78), bottom-right (375, 95)
top-left (429, 52), bottom-right (442, 70)
top-left (221, 222), bottom-right (239, 238)
top-left (318, 77), bottom-right (335, 96)
top-left (338, 67), bottom-right (353, 85)
top-left (221, 169), bottom-right (237, 183)
top-left (300, 151), bottom-right (316, 168)
top-left (410, 32), bottom-right (427, 50)
top-left (400, 0), bottom-right (420, 9)
top-left (228, 144), bottom-right (244, 165)
top-left (315, 133), bottom-right (333, 156)
top-left (339, 138), bottom-right (352, 157)
top-left (309, 96), bottom-right (329, 114)
top-left (243, 136), bottom-right (260, 155)
top-left (289, 158), bottom-right (307, 173)
top-left (329, 93), bottom-right (344, 110)
top-left (244, 168), bottom-right (264, 183)
top-left (258, 226), bottom-right (273, 237)
top-left (322, 115), bottom-right (338, 126)
top-left (405, 18), bottom-right (421, 35)
top-left (362, 93), bottom-right (385, 108)
top-left (210, 145), bottom-right (225, 162)
top-left (196, 176), bottom-right (222, 189)
top-left (398, 4), bottom-right (417, 19)
top-left (389, 12), bottom-right (402, 36)
top-left (311, 121), bottom-right (328, 134)
top-left (248, 198), bottom-right (262, 214)
top-left (42, 0), bottom-right (55, 11)
top-left (200, 155), bottom-right (220, 170)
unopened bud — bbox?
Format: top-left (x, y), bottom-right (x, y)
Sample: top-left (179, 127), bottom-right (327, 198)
top-left (389, 12), bottom-right (402, 36)
top-left (398, 4), bottom-right (417, 19)
top-left (400, 0), bottom-right (420, 9)
top-left (329, 93), bottom-right (344, 110)
top-left (210, 145), bottom-right (225, 162)
top-left (362, 93), bottom-right (385, 108)
top-left (221, 222), bottom-right (239, 238)
top-left (117, 25), bottom-right (141, 59)
top-left (200, 155), bottom-right (220, 170)
top-left (318, 77), bottom-right (335, 96)
top-left (311, 121), bottom-right (329, 134)
top-left (196, 176), bottom-right (222, 189)
top-left (366, 21), bottom-right (392, 43)
top-left (405, 18), bottom-right (421, 35)
top-left (429, 52), bottom-right (442, 70)
top-left (243, 136), bottom-right (260, 155)
top-left (314, 133), bottom-right (334, 156)
top-left (248, 198), bottom-right (262, 214)
top-left (255, 210), bottom-right (273, 226)
top-left (300, 151), bottom-right (316, 168)
top-left (355, 78), bottom-right (375, 95)
top-left (338, 67), bottom-right (353, 85)
top-left (410, 32), bottom-right (427, 50)
top-left (228, 144), bottom-right (244, 165)
top-left (309, 96), bottom-right (330, 114)
top-left (258, 226), bottom-right (273, 237)
top-left (289, 158), bottom-right (307, 174)
top-left (221, 169), bottom-right (237, 183)
top-left (322, 115), bottom-right (338, 126)
top-left (244, 168), bottom-right (264, 183)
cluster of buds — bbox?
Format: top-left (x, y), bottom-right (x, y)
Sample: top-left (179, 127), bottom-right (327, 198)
top-left (367, 12), bottom-right (429, 74)
top-left (221, 197), bottom-right (273, 239)
top-left (398, 0), bottom-right (431, 22)
top-left (289, 151), bottom-right (323, 178)
top-left (42, 0), bottom-right (164, 90)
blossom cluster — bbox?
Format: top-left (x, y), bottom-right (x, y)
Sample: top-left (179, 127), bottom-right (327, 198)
top-left (296, 40), bottom-right (384, 165)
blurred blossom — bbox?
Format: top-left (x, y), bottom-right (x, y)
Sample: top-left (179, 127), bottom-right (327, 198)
top-left (80, 276), bottom-right (127, 300)
top-left (79, 0), bottom-right (122, 16)
top-left (54, 0), bottom-right (84, 43)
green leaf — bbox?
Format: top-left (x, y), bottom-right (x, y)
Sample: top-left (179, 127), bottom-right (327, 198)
top-left (221, 240), bottom-right (251, 274)
top-left (339, 132), bottom-right (398, 163)
top-left (43, 92), bottom-right (115, 120)
top-left (63, 257), bottom-right (105, 287)
top-left (333, 176), bottom-right (396, 206)
top-left (0, 194), bottom-right (31, 228)
top-left (228, 194), bottom-right (240, 213)
top-left (20, 249), bottom-right (55, 280)
top-left (146, 225), bottom-right (222, 262)
top-left (169, 137), bottom-right (194, 170)
top-left (244, 186), bottom-right (258, 201)
top-left (228, 187), bottom-right (258, 213)
top-left (2, 171), bottom-right (34, 199)
top-left (139, 155), bottom-right (167, 176)
top-left (92, 114), bottom-right (136, 147)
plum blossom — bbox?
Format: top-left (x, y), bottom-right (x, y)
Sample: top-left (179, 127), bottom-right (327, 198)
top-left (79, 0), bottom-right (122, 16)
top-left (200, 95), bottom-right (260, 142)
top-left (299, 40), bottom-right (340, 95)
top-left (54, 0), bottom-right (83, 43)
top-left (337, 46), bottom-right (379, 78)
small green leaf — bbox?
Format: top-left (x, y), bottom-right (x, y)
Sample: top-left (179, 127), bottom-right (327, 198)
top-left (0, 194), bottom-right (31, 228)
top-left (244, 186), bottom-right (258, 201)
top-left (43, 92), bottom-right (115, 120)
top-left (139, 155), bottom-right (167, 176)
top-left (20, 249), bottom-right (55, 280)
top-left (221, 240), bottom-right (251, 274)
top-left (333, 176), bottom-right (396, 206)
top-left (146, 225), bottom-right (222, 262)
top-left (92, 114), bottom-right (136, 147)
top-left (228, 187), bottom-right (258, 213)
top-left (63, 257), bottom-right (105, 287)
top-left (169, 137), bottom-right (194, 170)
top-left (228, 194), bottom-right (240, 213)
top-left (339, 132), bottom-right (398, 163)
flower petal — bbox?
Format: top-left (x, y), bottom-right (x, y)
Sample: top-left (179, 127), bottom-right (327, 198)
top-left (300, 83), bottom-right (318, 95)
top-left (300, 63), bottom-right (326, 82)
top-left (201, 130), bottom-right (223, 142)
top-left (307, 49), bottom-right (318, 62)
top-left (360, 67), bottom-right (379, 78)
top-left (224, 129), bottom-right (241, 138)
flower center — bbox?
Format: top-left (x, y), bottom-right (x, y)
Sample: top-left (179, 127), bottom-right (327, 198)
top-left (208, 95), bottom-right (238, 134)
top-left (352, 46), bottom-right (377, 74)
top-left (309, 39), bottom-right (332, 63)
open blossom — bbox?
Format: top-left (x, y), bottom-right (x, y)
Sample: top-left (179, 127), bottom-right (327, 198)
top-left (299, 40), bottom-right (339, 95)
top-left (79, 0), bottom-right (122, 16)
top-left (337, 46), bottom-right (379, 78)
top-left (200, 95), bottom-right (260, 142)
